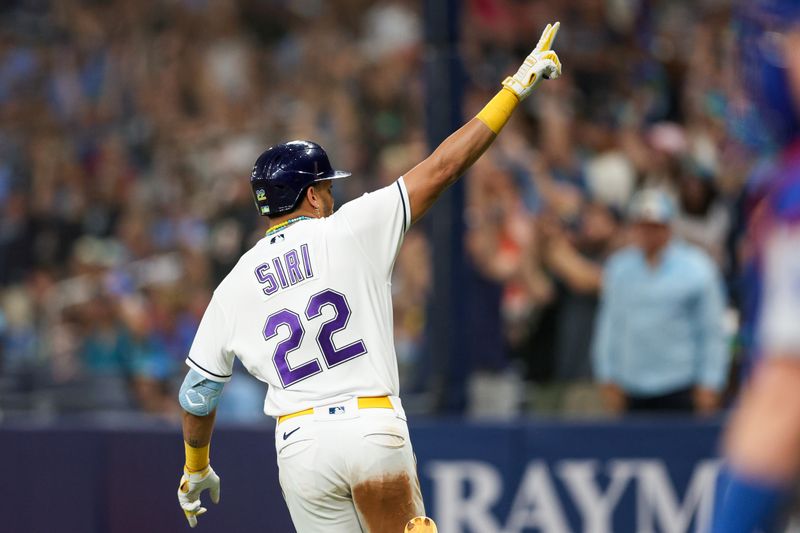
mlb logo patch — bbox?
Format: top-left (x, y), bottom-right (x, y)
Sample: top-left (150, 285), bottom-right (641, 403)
top-left (328, 406), bottom-right (345, 415)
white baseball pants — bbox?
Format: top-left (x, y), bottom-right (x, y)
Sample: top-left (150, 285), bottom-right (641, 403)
top-left (275, 396), bottom-right (425, 533)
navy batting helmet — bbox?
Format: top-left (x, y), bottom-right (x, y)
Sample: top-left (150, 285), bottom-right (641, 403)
top-left (250, 140), bottom-right (351, 216)
top-left (739, 0), bottom-right (800, 146)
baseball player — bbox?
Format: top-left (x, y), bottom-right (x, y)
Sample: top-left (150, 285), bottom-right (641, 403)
top-left (711, 1), bottom-right (800, 531)
top-left (175, 23), bottom-right (562, 533)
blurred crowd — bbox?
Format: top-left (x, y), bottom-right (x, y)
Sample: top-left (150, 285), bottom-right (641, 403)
top-left (0, 0), bottom-right (758, 421)
top-left (460, 0), bottom-right (751, 416)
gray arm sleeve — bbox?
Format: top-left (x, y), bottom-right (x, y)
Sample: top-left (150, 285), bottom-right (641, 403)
top-left (179, 368), bottom-right (225, 416)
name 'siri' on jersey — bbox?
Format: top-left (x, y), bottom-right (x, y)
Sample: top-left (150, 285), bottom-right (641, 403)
top-left (255, 243), bottom-right (315, 296)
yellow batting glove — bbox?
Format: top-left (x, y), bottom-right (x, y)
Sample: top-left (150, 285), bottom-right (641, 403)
top-left (502, 22), bottom-right (562, 101)
top-left (177, 465), bottom-right (220, 528)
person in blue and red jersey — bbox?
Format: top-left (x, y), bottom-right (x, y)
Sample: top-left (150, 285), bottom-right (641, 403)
top-left (711, 2), bottom-right (800, 531)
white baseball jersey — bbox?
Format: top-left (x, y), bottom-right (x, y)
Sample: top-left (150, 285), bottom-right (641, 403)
top-left (186, 177), bottom-right (411, 416)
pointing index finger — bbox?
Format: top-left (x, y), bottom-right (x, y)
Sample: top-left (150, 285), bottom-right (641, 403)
top-left (536, 21), bottom-right (561, 52)
top-left (534, 23), bottom-right (552, 52)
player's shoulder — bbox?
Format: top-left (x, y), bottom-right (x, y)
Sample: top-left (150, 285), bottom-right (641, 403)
top-left (213, 237), bottom-right (271, 299)
top-left (768, 177), bottom-right (800, 225)
top-left (334, 178), bottom-right (407, 217)
top-left (763, 144), bottom-right (800, 224)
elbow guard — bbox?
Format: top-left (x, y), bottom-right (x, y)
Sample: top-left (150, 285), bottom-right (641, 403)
top-left (179, 369), bottom-right (225, 416)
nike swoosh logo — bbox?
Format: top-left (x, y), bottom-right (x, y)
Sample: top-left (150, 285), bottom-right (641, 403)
top-left (283, 427), bottom-right (300, 440)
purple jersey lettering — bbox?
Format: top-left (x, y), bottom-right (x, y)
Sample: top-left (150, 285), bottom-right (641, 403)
top-left (254, 245), bottom-right (316, 297)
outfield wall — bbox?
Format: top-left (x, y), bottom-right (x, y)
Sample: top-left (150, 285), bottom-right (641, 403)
top-left (0, 417), bottom-right (722, 533)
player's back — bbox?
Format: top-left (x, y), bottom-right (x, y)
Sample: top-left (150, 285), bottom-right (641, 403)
top-left (186, 178), bottom-right (411, 416)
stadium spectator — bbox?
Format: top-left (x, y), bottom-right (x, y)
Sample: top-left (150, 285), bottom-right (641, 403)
top-left (534, 201), bottom-right (622, 414)
top-left (673, 168), bottom-right (731, 269)
top-left (592, 189), bottom-right (731, 415)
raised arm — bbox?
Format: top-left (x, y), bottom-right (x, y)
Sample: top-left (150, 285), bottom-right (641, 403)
top-left (403, 22), bottom-right (562, 224)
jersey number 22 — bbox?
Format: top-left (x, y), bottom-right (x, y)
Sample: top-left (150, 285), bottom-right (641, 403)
top-left (264, 289), bottom-right (367, 387)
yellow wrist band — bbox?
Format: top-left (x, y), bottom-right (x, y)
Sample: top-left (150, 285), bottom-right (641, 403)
top-left (476, 87), bottom-right (519, 134)
top-left (184, 442), bottom-right (210, 472)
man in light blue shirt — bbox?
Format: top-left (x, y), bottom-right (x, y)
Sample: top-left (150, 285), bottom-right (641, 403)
top-left (592, 189), bottom-right (730, 414)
